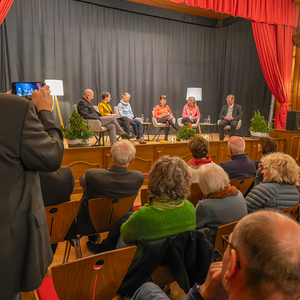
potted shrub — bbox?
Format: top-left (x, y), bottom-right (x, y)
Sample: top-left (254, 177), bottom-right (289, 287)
top-left (61, 109), bottom-right (95, 147)
top-left (176, 125), bottom-right (198, 141)
top-left (249, 110), bottom-right (273, 139)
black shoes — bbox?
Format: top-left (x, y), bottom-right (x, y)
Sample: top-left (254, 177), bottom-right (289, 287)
top-left (121, 133), bottom-right (131, 139)
top-left (86, 240), bottom-right (113, 254)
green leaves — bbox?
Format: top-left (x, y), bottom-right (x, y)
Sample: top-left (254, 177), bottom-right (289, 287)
top-left (61, 108), bottom-right (95, 141)
top-left (176, 125), bottom-right (198, 141)
top-left (249, 110), bottom-right (273, 134)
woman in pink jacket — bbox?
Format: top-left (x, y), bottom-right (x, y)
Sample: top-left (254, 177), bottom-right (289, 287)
top-left (154, 95), bottom-right (179, 140)
top-left (182, 96), bottom-right (201, 130)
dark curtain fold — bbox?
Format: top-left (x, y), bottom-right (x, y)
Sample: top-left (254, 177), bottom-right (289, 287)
top-left (252, 22), bottom-right (294, 129)
top-left (170, 0), bottom-right (298, 27)
top-left (0, 0), bottom-right (271, 135)
top-left (0, 0), bottom-right (14, 26)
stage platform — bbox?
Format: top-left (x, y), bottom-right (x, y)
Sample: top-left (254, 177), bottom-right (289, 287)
top-left (61, 133), bottom-right (287, 195)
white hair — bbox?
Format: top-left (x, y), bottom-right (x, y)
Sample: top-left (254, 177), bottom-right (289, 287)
top-left (111, 140), bottom-right (136, 166)
top-left (228, 139), bottom-right (245, 154)
top-left (197, 163), bottom-right (230, 195)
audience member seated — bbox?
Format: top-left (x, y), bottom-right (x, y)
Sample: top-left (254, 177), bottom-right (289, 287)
top-left (76, 140), bottom-right (144, 241)
top-left (187, 136), bottom-right (212, 182)
top-left (77, 89), bottom-right (130, 145)
top-left (118, 92), bottom-right (147, 144)
top-left (246, 152), bottom-right (300, 213)
top-left (253, 136), bottom-right (277, 186)
top-left (131, 210), bottom-right (300, 300)
top-left (39, 167), bottom-right (75, 253)
top-left (98, 91), bottom-right (134, 139)
top-left (181, 96), bottom-right (201, 130)
top-left (195, 163), bottom-right (247, 244)
top-left (218, 94), bottom-right (243, 141)
top-left (86, 155), bottom-right (195, 255)
top-left (154, 95), bottom-right (179, 140)
top-left (220, 136), bottom-right (256, 179)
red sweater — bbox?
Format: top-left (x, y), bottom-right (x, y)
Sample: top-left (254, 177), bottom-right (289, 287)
top-left (154, 104), bottom-right (173, 120)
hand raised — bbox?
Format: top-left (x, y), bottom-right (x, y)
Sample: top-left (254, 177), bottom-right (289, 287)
top-left (31, 85), bottom-right (53, 112)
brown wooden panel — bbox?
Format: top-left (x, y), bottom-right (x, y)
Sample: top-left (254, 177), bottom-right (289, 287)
top-left (127, 0), bottom-right (230, 19)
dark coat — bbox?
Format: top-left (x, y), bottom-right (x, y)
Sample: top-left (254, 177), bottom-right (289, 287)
top-left (0, 93), bottom-right (64, 299)
top-left (219, 104), bottom-right (243, 121)
top-left (77, 97), bottom-right (102, 119)
top-left (76, 166), bottom-right (144, 235)
top-left (39, 167), bottom-right (75, 207)
top-left (220, 154), bottom-right (256, 179)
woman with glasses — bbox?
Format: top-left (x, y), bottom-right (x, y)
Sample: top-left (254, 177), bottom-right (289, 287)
top-left (196, 163), bottom-right (247, 244)
top-left (246, 152), bottom-right (300, 213)
top-left (181, 96), bottom-right (201, 130)
top-left (253, 136), bottom-right (277, 186)
top-left (154, 95), bottom-right (179, 140)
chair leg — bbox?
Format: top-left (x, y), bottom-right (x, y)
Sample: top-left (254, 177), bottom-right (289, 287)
top-left (152, 128), bottom-right (164, 141)
top-left (63, 240), bottom-right (72, 263)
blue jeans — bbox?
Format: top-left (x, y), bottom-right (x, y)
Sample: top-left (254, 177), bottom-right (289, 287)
top-left (131, 282), bottom-right (169, 300)
top-left (129, 119), bottom-right (143, 138)
top-left (5, 293), bottom-right (20, 300)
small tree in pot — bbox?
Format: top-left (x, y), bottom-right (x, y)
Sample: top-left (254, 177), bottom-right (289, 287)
top-left (249, 110), bottom-right (273, 139)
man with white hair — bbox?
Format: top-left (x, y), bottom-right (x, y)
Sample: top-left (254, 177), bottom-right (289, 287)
top-left (75, 140), bottom-right (144, 238)
top-left (131, 210), bottom-right (300, 300)
top-left (220, 136), bottom-right (256, 179)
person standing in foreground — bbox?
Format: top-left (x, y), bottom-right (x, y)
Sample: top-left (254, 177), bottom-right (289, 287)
top-left (132, 210), bottom-right (300, 300)
top-left (0, 86), bottom-right (64, 300)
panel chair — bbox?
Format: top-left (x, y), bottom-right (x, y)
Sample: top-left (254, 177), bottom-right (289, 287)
top-left (152, 110), bottom-right (176, 142)
top-left (35, 246), bottom-right (137, 300)
top-left (217, 119), bottom-right (242, 139)
top-left (214, 221), bottom-right (239, 255)
top-left (177, 117), bottom-right (200, 130)
top-left (88, 194), bottom-right (138, 234)
top-left (230, 177), bottom-right (254, 196)
top-left (45, 201), bottom-right (81, 263)
top-left (187, 182), bottom-right (206, 207)
top-left (73, 104), bottom-right (107, 146)
top-left (281, 205), bottom-right (300, 222)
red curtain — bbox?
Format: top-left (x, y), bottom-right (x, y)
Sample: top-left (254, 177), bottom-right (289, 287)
top-left (171, 0), bottom-right (297, 129)
top-left (252, 23), bottom-right (294, 129)
top-left (0, 0), bottom-right (14, 26)
top-left (170, 0), bottom-right (298, 27)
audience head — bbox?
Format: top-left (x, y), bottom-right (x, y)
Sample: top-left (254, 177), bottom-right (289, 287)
top-left (197, 163), bottom-right (229, 195)
top-left (222, 210), bottom-right (300, 299)
top-left (261, 152), bottom-right (300, 185)
top-left (226, 94), bottom-right (235, 106)
top-left (148, 155), bottom-right (191, 201)
top-left (122, 92), bottom-right (130, 102)
top-left (101, 91), bottom-right (111, 101)
top-left (258, 137), bottom-right (277, 155)
top-left (188, 136), bottom-right (209, 159)
top-left (187, 96), bottom-right (196, 107)
top-left (110, 140), bottom-right (136, 166)
top-left (228, 136), bottom-right (245, 155)
top-left (83, 89), bottom-right (94, 102)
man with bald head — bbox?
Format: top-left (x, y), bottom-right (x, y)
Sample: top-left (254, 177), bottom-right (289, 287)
top-left (220, 136), bottom-right (256, 179)
top-left (77, 89), bottom-right (130, 145)
top-left (132, 210), bottom-right (300, 300)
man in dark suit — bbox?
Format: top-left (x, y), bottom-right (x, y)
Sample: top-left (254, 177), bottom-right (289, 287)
top-left (218, 94), bottom-right (243, 141)
top-left (220, 136), bottom-right (256, 179)
top-left (76, 140), bottom-right (144, 236)
top-left (77, 89), bottom-right (130, 145)
top-left (0, 86), bottom-right (64, 300)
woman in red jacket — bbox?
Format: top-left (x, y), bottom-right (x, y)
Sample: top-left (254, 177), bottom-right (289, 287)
top-left (154, 95), bottom-right (179, 140)
top-left (182, 96), bottom-right (201, 130)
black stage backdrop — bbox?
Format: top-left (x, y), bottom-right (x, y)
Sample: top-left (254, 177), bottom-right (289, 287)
top-left (0, 0), bottom-right (271, 136)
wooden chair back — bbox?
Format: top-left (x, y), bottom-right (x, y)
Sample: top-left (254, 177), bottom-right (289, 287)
top-left (89, 195), bottom-right (137, 233)
top-left (230, 177), bottom-right (254, 196)
top-left (281, 205), bottom-right (300, 222)
top-left (140, 187), bottom-right (149, 206)
top-left (151, 266), bottom-right (175, 287)
top-left (187, 182), bottom-right (206, 207)
top-left (214, 221), bottom-right (239, 255)
top-left (51, 246), bottom-right (137, 300)
top-left (45, 201), bottom-right (80, 244)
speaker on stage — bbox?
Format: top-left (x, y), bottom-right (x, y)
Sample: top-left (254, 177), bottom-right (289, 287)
top-left (286, 111), bottom-right (300, 131)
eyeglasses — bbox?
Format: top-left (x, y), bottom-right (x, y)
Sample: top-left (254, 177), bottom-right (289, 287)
top-left (221, 234), bottom-right (241, 269)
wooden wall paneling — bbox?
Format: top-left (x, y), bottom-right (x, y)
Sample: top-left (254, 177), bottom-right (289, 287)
top-left (154, 142), bottom-right (191, 162)
top-left (290, 136), bottom-right (300, 163)
top-left (218, 141), bottom-right (229, 164)
top-left (207, 142), bottom-right (221, 164)
top-left (291, 46), bottom-right (300, 111)
top-left (276, 138), bottom-right (286, 153)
